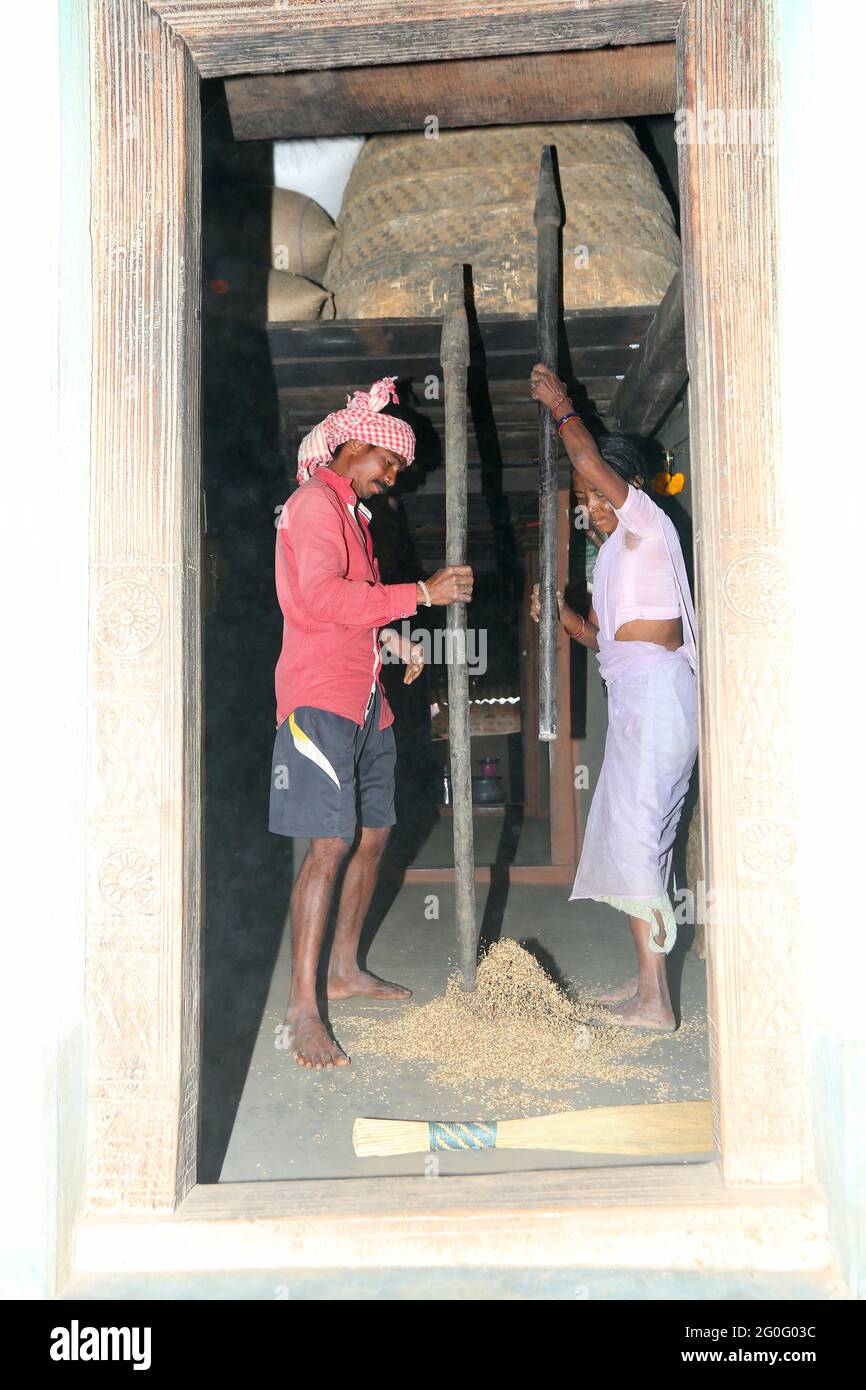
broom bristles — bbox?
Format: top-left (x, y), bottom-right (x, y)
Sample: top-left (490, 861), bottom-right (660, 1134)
top-left (352, 1118), bottom-right (431, 1157)
top-left (496, 1100), bottom-right (712, 1154)
top-left (353, 1101), bottom-right (712, 1158)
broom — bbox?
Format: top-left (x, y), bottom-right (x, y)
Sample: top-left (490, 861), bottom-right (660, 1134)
top-left (353, 1099), bottom-right (712, 1157)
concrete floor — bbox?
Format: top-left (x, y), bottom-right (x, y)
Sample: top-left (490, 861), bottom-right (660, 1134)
top-left (216, 883), bottom-right (710, 1184)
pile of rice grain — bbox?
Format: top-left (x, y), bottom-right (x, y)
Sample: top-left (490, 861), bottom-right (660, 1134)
top-left (341, 940), bottom-right (666, 1106)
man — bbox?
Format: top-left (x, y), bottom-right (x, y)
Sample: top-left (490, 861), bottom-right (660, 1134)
top-left (271, 377), bottom-right (473, 1070)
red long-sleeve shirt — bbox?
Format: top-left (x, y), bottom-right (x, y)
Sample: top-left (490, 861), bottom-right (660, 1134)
top-left (274, 466), bottom-right (418, 729)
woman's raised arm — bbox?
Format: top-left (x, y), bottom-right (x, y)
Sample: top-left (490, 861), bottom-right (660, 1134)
top-left (530, 363), bottom-right (629, 509)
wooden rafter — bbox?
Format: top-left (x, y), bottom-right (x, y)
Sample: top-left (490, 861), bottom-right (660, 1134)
top-left (225, 45), bottom-right (676, 141)
top-left (611, 269), bottom-right (687, 435)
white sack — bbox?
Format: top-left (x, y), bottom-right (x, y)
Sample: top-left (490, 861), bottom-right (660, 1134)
top-left (273, 136), bottom-right (365, 221)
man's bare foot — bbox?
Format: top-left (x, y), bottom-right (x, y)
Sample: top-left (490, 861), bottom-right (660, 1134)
top-left (327, 968), bottom-right (412, 1002)
top-left (274, 1009), bottom-right (350, 1069)
top-left (594, 975), bottom-right (640, 1004)
top-left (611, 997), bottom-right (676, 1032)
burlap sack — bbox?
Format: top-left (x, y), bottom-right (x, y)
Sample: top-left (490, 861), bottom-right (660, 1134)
top-left (267, 270), bottom-right (335, 321)
top-left (271, 188), bottom-right (336, 283)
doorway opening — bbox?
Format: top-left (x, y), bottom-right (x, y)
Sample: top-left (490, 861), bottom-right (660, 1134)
top-left (197, 70), bottom-right (709, 1186)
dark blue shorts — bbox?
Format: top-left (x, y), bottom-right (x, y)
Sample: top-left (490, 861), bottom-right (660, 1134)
top-left (269, 687), bottom-right (396, 844)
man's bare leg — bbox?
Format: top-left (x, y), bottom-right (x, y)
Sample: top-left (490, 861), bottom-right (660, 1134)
top-left (327, 825), bottom-right (412, 1001)
top-left (606, 912), bottom-right (676, 1031)
top-left (278, 836), bottom-right (352, 1069)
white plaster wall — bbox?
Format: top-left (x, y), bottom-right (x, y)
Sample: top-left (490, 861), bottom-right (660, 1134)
top-left (778, 0), bottom-right (866, 1293)
top-left (0, 0), bottom-right (91, 1297)
top-left (0, 0), bottom-right (862, 1298)
top-left (779, 3), bottom-right (866, 1038)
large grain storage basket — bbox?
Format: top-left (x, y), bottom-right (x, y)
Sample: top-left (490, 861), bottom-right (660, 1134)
top-left (325, 121), bottom-right (680, 318)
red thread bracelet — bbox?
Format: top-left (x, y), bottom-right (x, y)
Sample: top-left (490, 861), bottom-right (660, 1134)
top-left (556, 411), bottom-right (581, 433)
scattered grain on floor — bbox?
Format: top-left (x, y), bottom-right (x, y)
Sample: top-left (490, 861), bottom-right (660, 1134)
top-left (340, 939), bottom-right (706, 1116)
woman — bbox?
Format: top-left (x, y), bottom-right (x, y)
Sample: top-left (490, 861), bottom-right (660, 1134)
top-left (530, 363), bottom-right (698, 1031)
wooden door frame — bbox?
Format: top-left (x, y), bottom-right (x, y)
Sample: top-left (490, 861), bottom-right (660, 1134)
top-left (79, 0), bottom-right (826, 1275)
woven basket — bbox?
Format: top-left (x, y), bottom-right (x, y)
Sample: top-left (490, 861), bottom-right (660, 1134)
top-left (325, 121), bottom-right (680, 317)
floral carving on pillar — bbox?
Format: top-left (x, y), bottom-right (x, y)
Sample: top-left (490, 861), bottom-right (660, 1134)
top-left (98, 847), bottom-right (158, 914)
top-left (94, 580), bottom-right (164, 656)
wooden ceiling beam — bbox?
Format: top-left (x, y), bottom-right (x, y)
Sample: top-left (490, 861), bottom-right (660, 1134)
top-left (273, 347), bottom-right (634, 388)
top-left (268, 311), bottom-right (653, 360)
top-left (611, 270), bottom-right (687, 435)
top-left (225, 45), bottom-right (676, 141)
top-left (148, 2), bottom-right (684, 80)
top-left (272, 312), bottom-right (642, 466)
top-left (277, 376), bottom-right (623, 413)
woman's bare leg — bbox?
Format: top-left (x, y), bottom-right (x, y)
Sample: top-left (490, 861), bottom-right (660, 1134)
top-left (607, 912), bottom-right (676, 1031)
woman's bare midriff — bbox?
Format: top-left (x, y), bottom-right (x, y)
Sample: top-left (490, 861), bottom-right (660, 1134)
top-left (614, 617), bottom-right (683, 650)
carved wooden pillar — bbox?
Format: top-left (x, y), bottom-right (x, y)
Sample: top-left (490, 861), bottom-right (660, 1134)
top-left (86, 0), bottom-right (202, 1210)
top-left (677, 0), bottom-right (812, 1183)
top-left (79, 0), bottom-right (815, 1215)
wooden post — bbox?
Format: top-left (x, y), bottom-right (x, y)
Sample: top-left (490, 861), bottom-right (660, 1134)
top-left (441, 263), bottom-right (478, 990)
top-left (520, 552), bottom-right (542, 817)
top-left (548, 487), bottom-right (578, 866)
top-left (535, 145), bottom-right (562, 742)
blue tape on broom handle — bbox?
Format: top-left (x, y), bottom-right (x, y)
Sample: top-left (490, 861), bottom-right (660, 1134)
top-left (428, 1121), bottom-right (498, 1151)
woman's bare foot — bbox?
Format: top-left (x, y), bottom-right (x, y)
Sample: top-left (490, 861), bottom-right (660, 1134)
top-left (606, 993), bottom-right (640, 1015)
top-left (612, 997), bottom-right (676, 1032)
top-left (594, 975), bottom-right (640, 1004)
top-left (274, 1009), bottom-right (350, 1069)
top-left (327, 968), bottom-right (412, 1002)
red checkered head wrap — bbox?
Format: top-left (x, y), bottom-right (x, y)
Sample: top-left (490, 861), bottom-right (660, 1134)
top-left (296, 376), bottom-right (416, 484)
